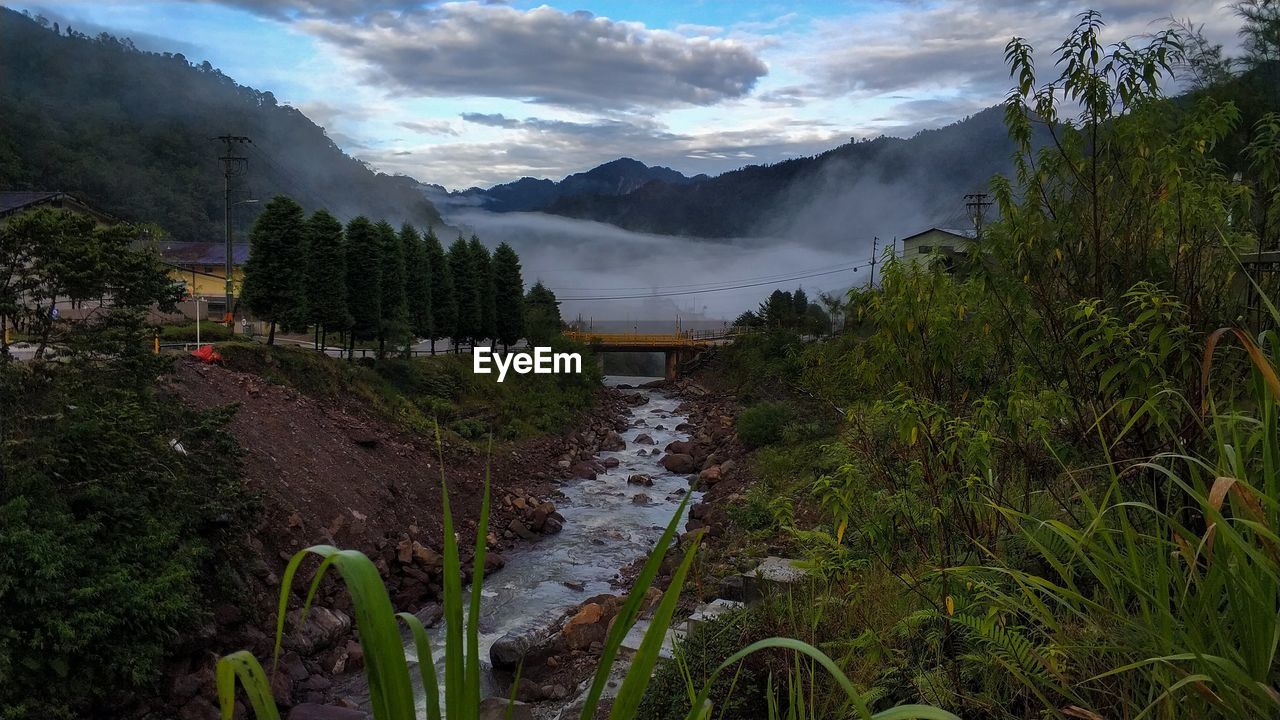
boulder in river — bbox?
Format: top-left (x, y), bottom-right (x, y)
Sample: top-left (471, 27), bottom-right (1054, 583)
top-left (633, 433), bottom-right (655, 445)
top-left (665, 439), bottom-right (696, 455)
top-left (561, 603), bottom-right (606, 650)
top-left (602, 457), bottom-right (620, 468)
top-left (570, 462), bottom-right (597, 480)
top-left (632, 493), bottom-right (650, 505)
top-left (601, 430), bottom-right (626, 451)
top-left (661, 453), bottom-right (698, 474)
top-left (627, 474), bottom-right (653, 486)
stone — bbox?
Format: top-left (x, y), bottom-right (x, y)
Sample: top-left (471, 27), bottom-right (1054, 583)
top-left (562, 603), bottom-right (606, 650)
top-left (665, 439), bottom-right (696, 455)
top-left (602, 456), bottom-right (620, 468)
top-left (636, 449), bottom-right (649, 456)
top-left (508, 519), bottom-right (537, 541)
top-left (302, 675), bottom-right (332, 691)
top-left (661, 453), bottom-right (698, 474)
top-left (344, 639), bottom-right (364, 672)
top-left (478, 698), bottom-right (532, 720)
top-left (412, 542), bottom-right (442, 568)
top-left (654, 424), bottom-right (667, 431)
top-left (287, 607), bottom-right (352, 654)
top-left (632, 493), bottom-right (650, 505)
top-left (170, 666), bottom-right (214, 701)
top-left (270, 670), bottom-right (294, 707)
top-left (720, 459), bottom-right (737, 478)
top-left (543, 516), bottom-right (564, 534)
top-left (627, 474), bottom-right (653, 486)
top-left (698, 465), bottom-right (722, 485)
top-left (283, 651), bottom-right (309, 682)
top-left (178, 697), bottom-right (221, 720)
top-left (485, 552), bottom-right (506, 573)
top-left (690, 502), bottom-right (710, 520)
top-left (286, 704), bottom-right (366, 720)
top-left (570, 462), bottom-right (597, 480)
top-left (633, 433), bottom-right (655, 445)
top-left (563, 580), bottom-right (585, 591)
top-left (601, 431), bottom-right (626, 451)
top-left (213, 603), bottom-right (244, 627)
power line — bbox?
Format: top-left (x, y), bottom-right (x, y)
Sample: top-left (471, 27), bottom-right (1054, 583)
top-left (557, 261), bottom-right (871, 301)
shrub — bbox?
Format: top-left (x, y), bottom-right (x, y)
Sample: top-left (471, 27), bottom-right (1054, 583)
top-left (736, 401), bottom-right (792, 449)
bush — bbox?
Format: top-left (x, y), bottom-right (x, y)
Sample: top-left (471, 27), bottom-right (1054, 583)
top-left (637, 609), bottom-right (767, 720)
top-left (0, 365), bottom-right (254, 718)
top-left (158, 320), bottom-right (234, 342)
top-left (736, 401), bottom-right (792, 449)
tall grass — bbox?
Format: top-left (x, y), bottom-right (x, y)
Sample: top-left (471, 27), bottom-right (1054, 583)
top-left (215, 430), bottom-right (959, 720)
top-left (952, 321), bottom-right (1280, 719)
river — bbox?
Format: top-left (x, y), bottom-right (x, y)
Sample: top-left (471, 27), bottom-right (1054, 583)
top-left (411, 376), bottom-right (699, 705)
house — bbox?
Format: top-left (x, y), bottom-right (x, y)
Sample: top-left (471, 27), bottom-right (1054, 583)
top-left (0, 190), bottom-right (115, 225)
top-left (900, 227), bottom-right (973, 272)
top-left (157, 241), bottom-right (249, 320)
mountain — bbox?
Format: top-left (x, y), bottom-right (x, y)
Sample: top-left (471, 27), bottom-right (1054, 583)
top-left (444, 157), bottom-right (708, 212)
top-left (542, 107), bottom-right (1038, 239)
top-left (0, 8), bottom-right (443, 240)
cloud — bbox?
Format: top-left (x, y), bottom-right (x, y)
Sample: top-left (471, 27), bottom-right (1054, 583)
top-left (795, 0), bottom-right (1239, 100)
top-left (179, 0), bottom-right (434, 20)
top-left (395, 119), bottom-right (459, 136)
top-left (298, 3), bottom-right (768, 110)
top-left (359, 113), bottom-right (846, 188)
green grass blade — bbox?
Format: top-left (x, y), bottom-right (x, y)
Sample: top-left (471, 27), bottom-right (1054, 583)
top-left (580, 491), bottom-right (693, 719)
top-left (397, 612), bottom-right (442, 720)
top-left (435, 422), bottom-right (466, 719)
top-left (217, 651), bottom-right (281, 720)
top-left (466, 448), bottom-right (493, 716)
top-left (279, 547), bottom-right (416, 720)
top-left (609, 530), bottom-right (703, 720)
top-left (869, 706), bottom-right (967, 720)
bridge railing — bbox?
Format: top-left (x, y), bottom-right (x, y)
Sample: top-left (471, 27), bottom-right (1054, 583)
top-left (562, 326), bottom-right (760, 348)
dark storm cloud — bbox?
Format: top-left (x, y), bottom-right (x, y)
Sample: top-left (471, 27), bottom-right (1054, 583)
top-left (299, 4), bottom-right (768, 110)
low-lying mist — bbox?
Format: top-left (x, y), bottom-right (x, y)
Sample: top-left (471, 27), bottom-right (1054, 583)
top-left (444, 208), bottom-right (869, 324)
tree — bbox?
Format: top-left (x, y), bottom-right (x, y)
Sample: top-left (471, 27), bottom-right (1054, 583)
top-left (402, 224), bottom-right (432, 347)
top-left (791, 287), bottom-right (809, 321)
top-left (239, 195), bottom-right (307, 345)
top-left (524, 281), bottom-right (562, 345)
top-left (491, 242), bottom-right (525, 351)
top-left (343, 216), bottom-right (380, 360)
top-left (469, 235), bottom-right (497, 348)
top-left (760, 289), bottom-right (793, 328)
top-left (424, 228), bottom-right (454, 355)
top-left (374, 220), bottom-right (407, 358)
top-left (304, 209), bottom-right (349, 350)
top-left (447, 235), bottom-right (479, 352)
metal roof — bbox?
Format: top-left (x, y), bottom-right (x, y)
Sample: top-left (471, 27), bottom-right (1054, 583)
top-left (0, 190), bottom-right (69, 216)
top-left (158, 241), bottom-right (250, 266)
top-left (900, 227), bottom-right (973, 243)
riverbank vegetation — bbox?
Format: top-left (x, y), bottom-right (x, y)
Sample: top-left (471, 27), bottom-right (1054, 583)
top-left (642, 11), bottom-right (1280, 720)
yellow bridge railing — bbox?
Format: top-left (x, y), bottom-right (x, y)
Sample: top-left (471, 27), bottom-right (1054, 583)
top-left (562, 327), bottom-right (756, 349)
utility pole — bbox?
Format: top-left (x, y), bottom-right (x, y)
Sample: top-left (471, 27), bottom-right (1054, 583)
top-left (869, 236), bottom-right (879, 287)
top-left (213, 135), bottom-right (251, 324)
top-left (964, 193), bottom-right (992, 240)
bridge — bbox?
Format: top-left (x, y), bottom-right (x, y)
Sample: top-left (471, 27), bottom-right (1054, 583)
top-left (562, 327), bottom-right (750, 379)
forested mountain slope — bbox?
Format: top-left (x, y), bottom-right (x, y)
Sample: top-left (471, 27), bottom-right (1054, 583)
top-left (544, 107), bottom-right (1030, 238)
top-left (0, 8), bottom-right (442, 240)
top-left (440, 157), bottom-right (707, 213)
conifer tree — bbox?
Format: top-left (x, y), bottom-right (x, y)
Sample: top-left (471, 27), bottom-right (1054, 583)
top-left (240, 194), bottom-right (307, 345)
top-left (524, 281), bottom-right (562, 345)
top-left (401, 224), bottom-right (432, 349)
top-left (304, 209), bottom-right (349, 350)
top-left (469, 235), bottom-right (496, 348)
top-left (374, 220), bottom-right (408, 358)
top-left (447, 235), bottom-right (478, 352)
top-left (343, 216), bottom-right (381, 360)
top-left (424, 228), bottom-right (454, 355)
top-left (491, 242), bottom-right (525, 351)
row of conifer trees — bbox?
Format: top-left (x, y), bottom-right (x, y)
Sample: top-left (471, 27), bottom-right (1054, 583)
top-left (238, 195), bottom-right (562, 356)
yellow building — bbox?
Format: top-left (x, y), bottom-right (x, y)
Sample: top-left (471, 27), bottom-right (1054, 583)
top-left (157, 241), bottom-right (249, 320)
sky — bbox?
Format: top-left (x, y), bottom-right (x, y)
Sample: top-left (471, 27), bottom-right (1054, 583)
top-left (23, 0), bottom-right (1242, 190)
